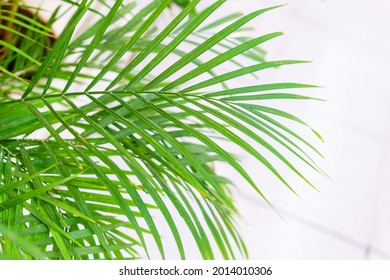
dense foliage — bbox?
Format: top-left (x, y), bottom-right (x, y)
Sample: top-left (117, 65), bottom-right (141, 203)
top-left (0, 0), bottom-right (322, 259)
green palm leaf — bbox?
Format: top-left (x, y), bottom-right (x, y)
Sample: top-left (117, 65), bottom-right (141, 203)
top-left (0, 0), bottom-right (323, 259)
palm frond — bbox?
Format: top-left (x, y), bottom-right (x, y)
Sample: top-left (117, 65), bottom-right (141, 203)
top-left (0, 0), bottom-right (323, 259)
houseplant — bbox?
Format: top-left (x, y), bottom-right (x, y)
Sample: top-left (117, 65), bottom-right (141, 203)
top-left (0, 0), bottom-right (323, 259)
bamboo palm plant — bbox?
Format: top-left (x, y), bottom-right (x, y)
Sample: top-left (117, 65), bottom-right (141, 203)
top-left (0, 0), bottom-right (323, 260)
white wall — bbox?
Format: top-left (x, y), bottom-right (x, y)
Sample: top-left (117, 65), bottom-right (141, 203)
top-left (217, 0), bottom-right (390, 259)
